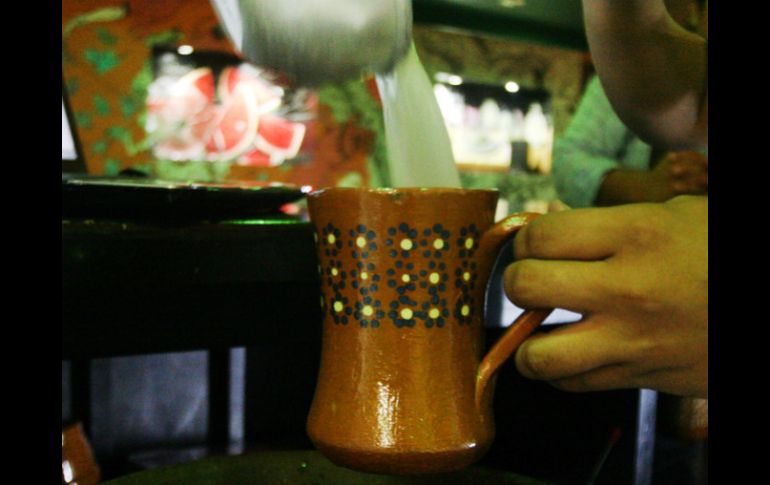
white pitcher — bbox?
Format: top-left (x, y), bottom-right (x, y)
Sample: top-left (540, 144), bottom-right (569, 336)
top-left (209, 0), bottom-right (413, 86)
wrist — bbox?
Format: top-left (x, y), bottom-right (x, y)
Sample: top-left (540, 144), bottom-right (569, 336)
top-left (597, 169), bottom-right (657, 206)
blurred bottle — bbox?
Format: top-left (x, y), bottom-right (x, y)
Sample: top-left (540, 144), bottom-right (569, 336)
top-left (524, 103), bottom-right (553, 174)
top-left (508, 108), bottom-right (528, 173)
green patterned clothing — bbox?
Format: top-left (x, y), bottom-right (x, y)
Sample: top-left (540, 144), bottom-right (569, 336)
top-left (552, 76), bottom-right (652, 208)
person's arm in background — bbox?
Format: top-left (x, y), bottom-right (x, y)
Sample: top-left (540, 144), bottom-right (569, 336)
top-left (598, 151), bottom-right (708, 205)
top-left (552, 76), bottom-right (640, 208)
top-left (582, 0), bottom-right (708, 150)
top-left (554, 76), bottom-right (708, 207)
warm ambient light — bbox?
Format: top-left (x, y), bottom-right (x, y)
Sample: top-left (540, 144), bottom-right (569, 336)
top-left (435, 72), bottom-right (463, 86)
top-left (177, 45), bottom-right (194, 55)
top-left (505, 81), bottom-right (520, 93)
top-left (447, 75), bottom-right (463, 86)
top-left (62, 460), bottom-right (74, 483)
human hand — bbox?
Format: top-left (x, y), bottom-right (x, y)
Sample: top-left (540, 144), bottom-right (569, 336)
top-left (647, 151), bottom-right (708, 201)
top-left (503, 195), bottom-right (707, 398)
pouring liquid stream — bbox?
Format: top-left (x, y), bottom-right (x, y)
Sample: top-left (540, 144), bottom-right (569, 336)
top-left (375, 43), bottom-right (461, 188)
top-left (208, 0), bottom-right (457, 187)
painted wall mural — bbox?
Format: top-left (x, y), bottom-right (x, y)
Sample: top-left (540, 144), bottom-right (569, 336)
top-left (62, 0), bottom-right (377, 188)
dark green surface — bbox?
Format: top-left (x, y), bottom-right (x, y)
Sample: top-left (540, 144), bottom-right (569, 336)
top-left (62, 217), bottom-right (320, 359)
top-left (105, 450), bottom-right (551, 485)
top-left (413, 0), bottom-right (587, 51)
top-left (61, 177), bottom-right (307, 221)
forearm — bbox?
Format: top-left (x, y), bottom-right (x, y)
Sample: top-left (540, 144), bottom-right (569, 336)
top-left (596, 169), bottom-right (656, 206)
top-left (582, 0), bottom-right (708, 149)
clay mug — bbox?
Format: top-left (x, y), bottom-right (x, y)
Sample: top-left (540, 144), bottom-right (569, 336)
top-left (306, 188), bottom-right (552, 475)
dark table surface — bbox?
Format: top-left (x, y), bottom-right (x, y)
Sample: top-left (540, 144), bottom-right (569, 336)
top-left (62, 176), bottom-right (323, 359)
top-left (103, 449), bottom-right (552, 485)
top-left (62, 214), bottom-right (321, 359)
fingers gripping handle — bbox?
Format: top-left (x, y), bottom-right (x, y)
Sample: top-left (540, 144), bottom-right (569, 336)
top-left (476, 308), bottom-right (552, 411)
top-left (475, 212), bottom-right (553, 412)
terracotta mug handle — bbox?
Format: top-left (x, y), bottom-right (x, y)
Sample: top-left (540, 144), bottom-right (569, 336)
top-left (474, 212), bottom-right (553, 411)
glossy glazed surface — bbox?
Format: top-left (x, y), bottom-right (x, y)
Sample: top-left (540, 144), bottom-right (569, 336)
top-left (62, 422), bottom-right (101, 485)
